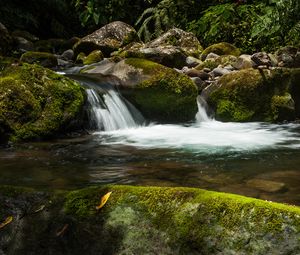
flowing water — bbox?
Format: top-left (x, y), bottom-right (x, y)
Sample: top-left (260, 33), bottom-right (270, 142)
top-left (1, 77), bottom-right (300, 205)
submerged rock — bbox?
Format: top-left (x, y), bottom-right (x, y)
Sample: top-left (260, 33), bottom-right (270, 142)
top-left (74, 21), bottom-right (139, 57)
top-left (82, 58), bottom-right (198, 122)
top-left (0, 185), bottom-right (299, 254)
top-left (0, 64), bottom-right (85, 142)
top-left (246, 179), bottom-right (287, 193)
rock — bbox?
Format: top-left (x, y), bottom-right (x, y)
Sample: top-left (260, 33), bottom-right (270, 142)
top-left (233, 54), bottom-right (255, 69)
top-left (246, 179), bottom-right (286, 193)
top-left (206, 68), bottom-right (300, 122)
top-left (20, 51), bottom-right (58, 68)
top-left (251, 52), bottom-right (272, 67)
top-left (83, 50), bottom-right (104, 65)
top-left (11, 30), bottom-right (39, 42)
top-left (276, 46), bottom-right (299, 67)
top-left (197, 55), bottom-right (237, 71)
top-left (74, 21), bottom-right (139, 57)
top-left (201, 42), bottom-right (241, 60)
top-left (185, 56), bottom-right (202, 68)
top-left (0, 22), bottom-right (14, 56)
top-left (119, 28), bottom-right (203, 68)
top-left (75, 52), bottom-right (86, 64)
top-left (212, 67), bottom-right (231, 77)
top-left (82, 58), bottom-right (198, 122)
top-left (0, 64), bottom-right (84, 142)
top-left (268, 53), bottom-right (278, 67)
top-left (184, 68), bottom-right (210, 80)
top-left (34, 39), bottom-right (67, 53)
top-left (61, 49), bottom-right (74, 61)
top-left (14, 36), bottom-right (34, 52)
top-left (1, 185), bottom-right (300, 254)
top-left (191, 77), bottom-right (206, 91)
top-left (206, 52), bottom-right (220, 60)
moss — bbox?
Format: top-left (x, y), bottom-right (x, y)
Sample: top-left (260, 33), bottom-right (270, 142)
top-left (83, 50), bottom-right (104, 65)
top-left (208, 68), bottom-right (298, 122)
top-left (0, 63), bottom-right (84, 142)
top-left (1, 184), bottom-right (300, 254)
top-left (124, 58), bottom-right (198, 122)
top-left (20, 51), bottom-right (58, 67)
top-left (202, 42), bottom-right (241, 58)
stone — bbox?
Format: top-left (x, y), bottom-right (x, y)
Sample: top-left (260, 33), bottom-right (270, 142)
top-left (185, 56), bottom-right (202, 68)
top-left (206, 52), bottom-right (220, 60)
top-left (61, 49), bottom-right (74, 61)
top-left (0, 64), bottom-right (84, 142)
top-left (20, 51), bottom-right (58, 68)
top-left (246, 179), bottom-right (286, 193)
top-left (14, 36), bottom-right (34, 52)
top-left (251, 52), bottom-right (272, 67)
top-left (212, 67), bottom-right (231, 77)
top-left (73, 21), bottom-right (139, 57)
top-left (201, 42), bottom-right (241, 60)
top-left (233, 54), bottom-right (254, 69)
top-left (83, 50), bottom-right (104, 65)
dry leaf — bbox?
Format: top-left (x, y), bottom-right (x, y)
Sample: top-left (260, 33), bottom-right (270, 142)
top-left (34, 205), bottom-right (46, 213)
top-left (56, 224), bottom-right (69, 237)
top-left (0, 216), bottom-right (13, 229)
top-left (96, 191), bottom-right (112, 210)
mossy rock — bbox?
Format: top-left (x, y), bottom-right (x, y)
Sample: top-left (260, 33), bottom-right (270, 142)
top-left (207, 68), bottom-right (300, 122)
top-left (0, 185), bottom-right (299, 254)
top-left (83, 50), bottom-right (104, 65)
top-left (202, 42), bottom-right (241, 60)
top-left (0, 22), bottom-right (14, 56)
top-left (0, 63), bottom-right (85, 142)
top-left (124, 58), bottom-right (198, 122)
top-left (20, 51), bottom-right (58, 68)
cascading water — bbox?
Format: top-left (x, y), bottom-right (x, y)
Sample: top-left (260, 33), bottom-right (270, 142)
top-left (86, 88), bottom-right (142, 131)
top-left (195, 96), bottom-right (211, 122)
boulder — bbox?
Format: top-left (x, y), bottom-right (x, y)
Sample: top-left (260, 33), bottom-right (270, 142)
top-left (206, 68), bottom-right (300, 122)
top-left (251, 52), bottom-right (272, 67)
top-left (185, 56), bottom-right (202, 68)
top-left (0, 185), bottom-right (300, 254)
top-left (74, 21), bottom-right (139, 57)
top-left (0, 22), bottom-right (14, 56)
top-left (61, 49), bottom-right (74, 61)
top-left (14, 36), bottom-right (35, 52)
top-left (201, 42), bottom-right (241, 60)
top-left (20, 51), bottom-right (58, 68)
top-left (119, 28), bottom-right (203, 68)
top-left (11, 30), bottom-right (39, 42)
top-left (82, 58), bottom-right (198, 122)
top-left (0, 64), bottom-right (84, 142)
top-left (276, 46), bottom-right (300, 67)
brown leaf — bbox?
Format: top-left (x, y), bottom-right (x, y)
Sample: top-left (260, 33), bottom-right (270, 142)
top-left (56, 224), bottom-right (69, 237)
top-left (96, 191), bottom-right (112, 210)
top-left (0, 216), bottom-right (13, 229)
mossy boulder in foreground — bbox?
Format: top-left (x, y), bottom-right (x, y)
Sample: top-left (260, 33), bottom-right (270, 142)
top-left (0, 64), bottom-right (85, 142)
top-left (206, 68), bottom-right (300, 122)
top-left (82, 58), bottom-right (198, 122)
top-left (0, 185), bottom-right (299, 254)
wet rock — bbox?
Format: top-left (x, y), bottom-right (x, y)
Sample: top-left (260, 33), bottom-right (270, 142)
top-left (246, 179), bottom-right (286, 193)
top-left (74, 21), bottom-right (139, 57)
top-left (191, 77), bottom-right (206, 91)
top-left (83, 50), bottom-right (104, 65)
top-left (219, 184), bottom-right (260, 198)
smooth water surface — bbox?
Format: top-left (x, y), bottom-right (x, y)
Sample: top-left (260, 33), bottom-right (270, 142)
top-left (1, 121), bottom-right (300, 205)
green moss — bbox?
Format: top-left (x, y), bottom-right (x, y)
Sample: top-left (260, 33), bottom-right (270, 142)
top-left (0, 63), bottom-right (84, 142)
top-left (202, 42), bottom-right (241, 57)
top-left (125, 58), bottom-right (198, 122)
top-left (20, 51), bottom-right (58, 67)
top-left (208, 68), bottom-right (298, 122)
top-left (83, 50), bottom-right (104, 65)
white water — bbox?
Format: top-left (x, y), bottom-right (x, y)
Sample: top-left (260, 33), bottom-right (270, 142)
top-left (90, 95), bottom-right (300, 153)
top-left (86, 89), bottom-right (140, 131)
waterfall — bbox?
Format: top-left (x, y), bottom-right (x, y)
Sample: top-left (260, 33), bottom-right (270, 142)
top-left (86, 89), bottom-right (142, 131)
top-left (195, 96), bottom-right (211, 122)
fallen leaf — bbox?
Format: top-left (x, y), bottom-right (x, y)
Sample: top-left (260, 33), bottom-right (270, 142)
top-left (0, 216), bottom-right (13, 229)
top-left (56, 224), bottom-right (69, 237)
top-left (34, 205), bottom-right (46, 213)
top-left (96, 191), bottom-right (112, 210)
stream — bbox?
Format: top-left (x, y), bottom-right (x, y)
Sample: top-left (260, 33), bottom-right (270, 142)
top-left (1, 73), bottom-right (300, 206)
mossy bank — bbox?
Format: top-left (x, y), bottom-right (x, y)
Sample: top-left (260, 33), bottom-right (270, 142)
top-left (0, 185), bottom-right (299, 254)
top-left (0, 63), bottom-right (85, 142)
